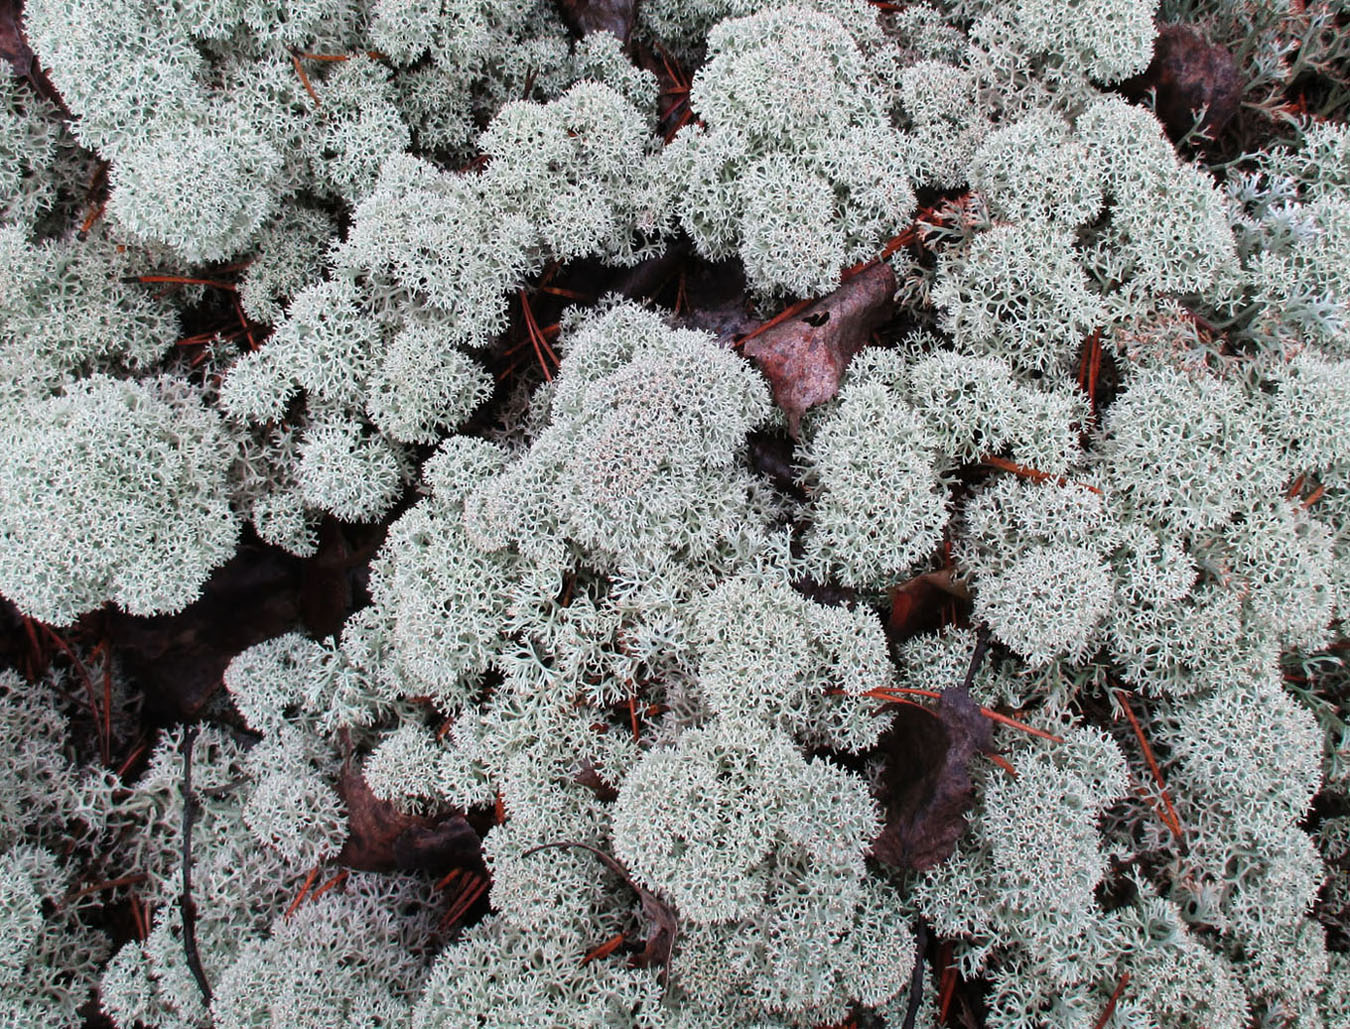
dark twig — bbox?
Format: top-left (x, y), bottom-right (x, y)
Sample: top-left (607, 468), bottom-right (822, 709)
top-left (961, 624), bottom-right (991, 695)
top-left (522, 841), bottom-right (677, 988)
top-left (180, 725), bottom-right (211, 1007)
top-left (900, 920), bottom-right (928, 1029)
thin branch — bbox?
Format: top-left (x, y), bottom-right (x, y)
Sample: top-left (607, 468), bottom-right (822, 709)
top-left (180, 725), bottom-right (212, 1007)
top-left (899, 920), bottom-right (928, 1029)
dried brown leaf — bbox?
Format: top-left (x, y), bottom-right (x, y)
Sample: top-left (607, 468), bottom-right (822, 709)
top-left (1118, 22), bottom-right (1242, 144)
top-left (1, 0), bottom-right (33, 77)
top-left (574, 760), bottom-right (620, 803)
top-left (554, 0), bottom-right (636, 41)
top-left (870, 684), bottom-right (994, 871)
top-left (886, 569), bottom-right (971, 646)
top-left (742, 262), bottom-right (896, 436)
top-left (338, 765), bottom-right (483, 873)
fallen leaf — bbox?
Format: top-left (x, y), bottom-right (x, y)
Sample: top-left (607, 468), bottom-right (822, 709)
top-left (1118, 22), bottom-right (1242, 144)
top-left (746, 430), bottom-right (802, 499)
top-left (338, 764), bottom-right (483, 873)
top-left (672, 258), bottom-right (758, 346)
top-left (1, 0), bottom-right (33, 77)
top-left (554, 0), bottom-right (636, 41)
top-left (886, 569), bottom-right (971, 647)
top-left (392, 817), bottom-right (485, 873)
top-left (574, 760), bottom-right (620, 803)
top-left (870, 631), bottom-right (995, 871)
top-left (523, 841), bottom-right (678, 985)
top-left (107, 543), bottom-right (305, 718)
top-left (742, 262), bottom-right (896, 436)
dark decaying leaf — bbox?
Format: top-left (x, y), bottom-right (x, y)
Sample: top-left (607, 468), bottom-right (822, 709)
top-left (870, 684), bottom-right (994, 870)
top-left (746, 429), bottom-right (803, 499)
top-left (107, 544), bottom-right (305, 718)
top-left (871, 630), bottom-right (995, 871)
top-left (672, 258), bottom-right (759, 346)
top-left (574, 760), bottom-right (621, 803)
top-left (742, 262), bottom-right (897, 437)
top-left (886, 569), bottom-right (971, 647)
top-left (554, 0), bottom-right (636, 42)
top-left (1, 0), bottom-right (33, 77)
top-left (338, 765), bottom-right (483, 874)
top-left (523, 841), bottom-right (678, 985)
top-left (1118, 22), bottom-right (1242, 144)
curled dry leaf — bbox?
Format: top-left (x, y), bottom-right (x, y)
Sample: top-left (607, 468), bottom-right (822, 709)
top-left (523, 841), bottom-right (678, 986)
top-left (742, 261), bottom-right (896, 437)
top-left (574, 759), bottom-right (620, 803)
top-left (339, 764), bottom-right (483, 873)
top-left (886, 568), bottom-right (971, 647)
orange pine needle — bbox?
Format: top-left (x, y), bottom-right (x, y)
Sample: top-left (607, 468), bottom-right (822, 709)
top-left (494, 792), bottom-right (506, 825)
top-left (231, 295), bottom-right (258, 352)
top-left (981, 454), bottom-right (1103, 495)
top-left (628, 694), bottom-right (640, 742)
top-left (61, 872), bottom-right (148, 906)
top-left (518, 289), bottom-right (558, 380)
top-left (1287, 474), bottom-right (1307, 500)
top-left (853, 686), bottom-right (1066, 743)
top-left (535, 285), bottom-right (592, 301)
top-left (440, 873), bottom-right (489, 930)
top-left (987, 753), bottom-right (1018, 777)
top-left (100, 642), bottom-right (113, 772)
top-left (1092, 971), bottom-right (1131, 1029)
top-left (310, 870), bottom-right (348, 901)
top-left (291, 50), bottom-right (383, 62)
top-left (132, 275), bottom-right (237, 291)
top-left (1115, 691), bottom-right (1183, 840)
top-left (290, 51), bottom-right (321, 107)
top-left (78, 200), bottom-right (106, 239)
top-left (581, 932), bottom-right (626, 965)
top-left (435, 868), bottom-right (464, 891)
top-left (116, 739), bottom-right (148, 780)
top-left (129, 893), bottom-right (148, 940)
top-left (1303, 484), bottom-right (1325, 508)
top-left (285, 865), bottom-right (322, 919)
top-left (40, 624), bottom-right (110, 765)
top-left (937, 940), bottom-right (958, 1022)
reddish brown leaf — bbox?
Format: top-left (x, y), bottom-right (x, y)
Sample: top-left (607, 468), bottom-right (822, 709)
top-left (574, 760), bottom-right (620, 803)
top-left (1118, 22), bottom-right (1242, 144)
top-left (742, 262), bottom-right (896, 437)
top-left (886, 569), bottom-right (971, 645)
top-left (338, 765), bottom-right (483, 873)
top-left (523, 841), bottom-right (677, 986)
